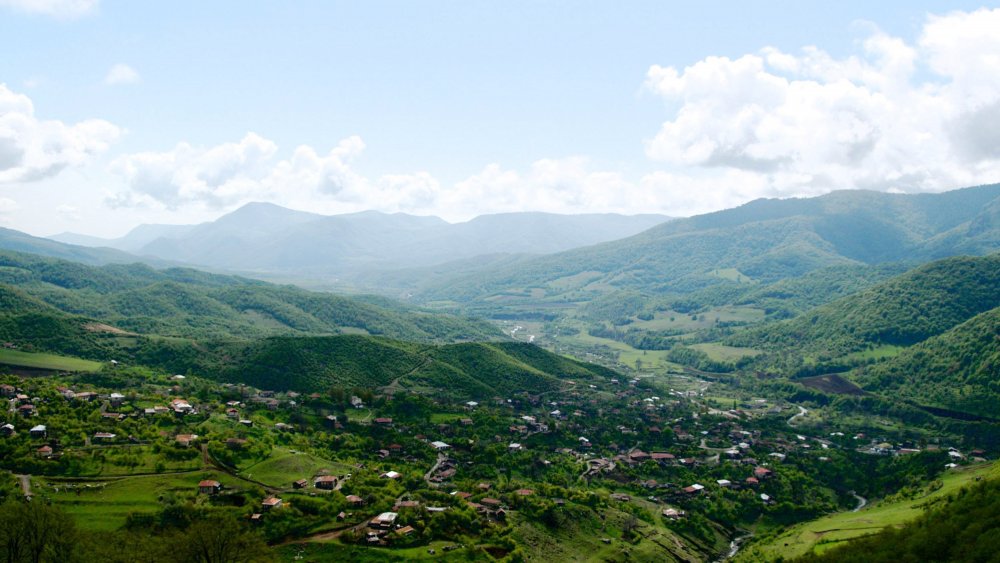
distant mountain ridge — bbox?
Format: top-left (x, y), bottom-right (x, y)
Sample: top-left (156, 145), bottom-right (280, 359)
top-left (413, 184), bottom-right (1000, 304)
top-left (49, 204), bottom-right (671, 279)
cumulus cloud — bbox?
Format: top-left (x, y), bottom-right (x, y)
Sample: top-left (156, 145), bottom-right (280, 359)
top-left (0, 0), bottom-right (97, 18)
top-left (106, 8), bottom-right (1000, 220)
top-left (642, 7), bottom-right (1000, 203)
top-left (104, 64), bottom-right (140, 85)
top-left (0, 84), bottom-right (120, 184)
top-left (108, 130), bottom-right (664, 218)
top-left (109, 133), bottom-right (278, 208)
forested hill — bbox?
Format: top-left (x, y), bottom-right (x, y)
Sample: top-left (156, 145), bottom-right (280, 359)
top-left (0, 249), bottom-right (499, 343)
top-left (854, 306), bottom-right (1000, 420)
top-left (727, 254), bottom-right (1000, 362)
top-left (177, 336), bottom-right (619, 397)
top-left (414, 184), bottom-right (1000, 303)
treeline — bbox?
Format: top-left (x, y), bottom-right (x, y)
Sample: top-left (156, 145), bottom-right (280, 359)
top-left (0, 500), bottom-right (273, 563)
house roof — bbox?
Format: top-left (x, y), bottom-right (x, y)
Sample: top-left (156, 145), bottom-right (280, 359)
top-left (199, 480), bottom-right (220, 487)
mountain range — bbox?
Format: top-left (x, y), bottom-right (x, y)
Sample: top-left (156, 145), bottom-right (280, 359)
top-left (412, 183), bottom-right (1000, 305)
top-left (50, 204), bottom-right (670, 280)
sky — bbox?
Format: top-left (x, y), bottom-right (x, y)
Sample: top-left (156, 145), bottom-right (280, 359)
top-left (1, 1), bottom-right (1000, 238)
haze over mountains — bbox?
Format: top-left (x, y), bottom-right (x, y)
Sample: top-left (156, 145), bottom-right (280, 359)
top-left (50, 204), bottom-right (670, 280)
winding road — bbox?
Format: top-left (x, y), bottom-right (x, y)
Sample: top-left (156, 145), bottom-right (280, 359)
top-left (787, 406), bottom-right (808, 426)
top-left (851, 491), bottom-right (867, 512)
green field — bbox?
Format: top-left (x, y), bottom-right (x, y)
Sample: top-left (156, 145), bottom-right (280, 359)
top-left (276, 540), bottom-right (476, 561)
top-left (740, 461), bottom-right (999, 560)
top-left (631, 306), bottom-right (766, 332)
top-left (566, 330), bottom-right (681, 372)
top-left (708, 268), bottom-right (755, 283)
top-left (690, 343), bottom-right (761, 362)
top-left (839, 344), bottom-right (905, 363)
top-left (239, 448), bottom-right (354, 488)
top-left (36, 471), bottom-right (237, 531)
top-left (0, 349), bottom-right (102, 372)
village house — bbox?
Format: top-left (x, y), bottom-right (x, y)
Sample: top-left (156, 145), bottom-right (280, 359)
top-left (315, 475), bottom-right (339, 490)
top-left (175, 434), bottom-right (198, 447)
top-left (662, 507), bottom-right (686, 519)
top-left (37, 445), bottom-right (54, 458)
top-left (374, 417), bottom-right (393, 426)
top-left (345, 494), bottom-right (364, 506)
top-left (0, 384), bottom-right (15, 397)
top-left (198, 480), bottom-right (222, 494)
top-left (261, 496), bottom-right (283, 510)
top-left (682, 483), bottom-right (705, 495)
top-left (293, 479), bottom-right (309, 489)
top-left (29, 424), bottom-right (46, 438)
top-left (170, 399), bottom-right (193, 415)
top-left (0, 423), bottom-right (14, 437)
top-left (94, 432), bottom-right (116, 442)
top-left (369, 512), bottom-right (398, 529)
top-left (381, 470), bottom-right (402, 479)
top-left (18, 404), bottom-right (35, 417)
top-left (753, 467), bottom-right (774, 480)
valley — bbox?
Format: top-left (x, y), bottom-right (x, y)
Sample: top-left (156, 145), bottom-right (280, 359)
top-left (2, 185), bottom-right (1000, 562)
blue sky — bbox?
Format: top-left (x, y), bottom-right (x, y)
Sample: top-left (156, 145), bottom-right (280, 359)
top-left (1, 1), bottom-right (999, 236)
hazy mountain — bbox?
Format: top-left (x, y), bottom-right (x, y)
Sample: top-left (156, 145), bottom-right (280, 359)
top-left (0, 226), bottom-right (165, 267)
top-left (414, 184), bottom-right (1000, 304)
top-left (50, 203), bottom-right (671, 279)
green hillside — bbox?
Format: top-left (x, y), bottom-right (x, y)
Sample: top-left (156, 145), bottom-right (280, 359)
top-left (855, 306), bottom-right (1000, 419)
top-left (201, 336), bottom-right (612, 397)
top-left (728, 255), bottom-right (1000, 365)
top-left (414, 185), bottom-right (1000, 306)
top-left (795, 466), bottom-right (1000, 562)
top-left (0, 249), bottom-right (498, 343)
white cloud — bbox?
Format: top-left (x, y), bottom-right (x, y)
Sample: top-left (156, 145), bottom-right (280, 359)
top-left (104, 64), bottom-right (140, 86)
top-left (0, 83), bottom-right (120, 184)
top-left (105, 8), bottom-right (1000, 222)
top-left (109, 133), bottom-right (278, 208)
top-left (0, 197), bottom-right (18, 214)
top-left (0, 0), bottom-right (97, 18)
top-left (642, 8), bottom-right (1000, 203)
top-left (108, 130), bottom-right (660, 219)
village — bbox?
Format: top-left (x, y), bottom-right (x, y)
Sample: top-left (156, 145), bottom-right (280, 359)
top-left (0, 361), bottom-right (980, 559)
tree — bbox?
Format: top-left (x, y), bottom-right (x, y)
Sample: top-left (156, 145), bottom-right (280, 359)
top-left (0, 500), bottom-right (79, 563)
top-left (174, 513), bottom-right (273, 563)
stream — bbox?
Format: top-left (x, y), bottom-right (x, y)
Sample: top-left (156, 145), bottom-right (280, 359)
top-left (716, 532), bottom-right (753, 561)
